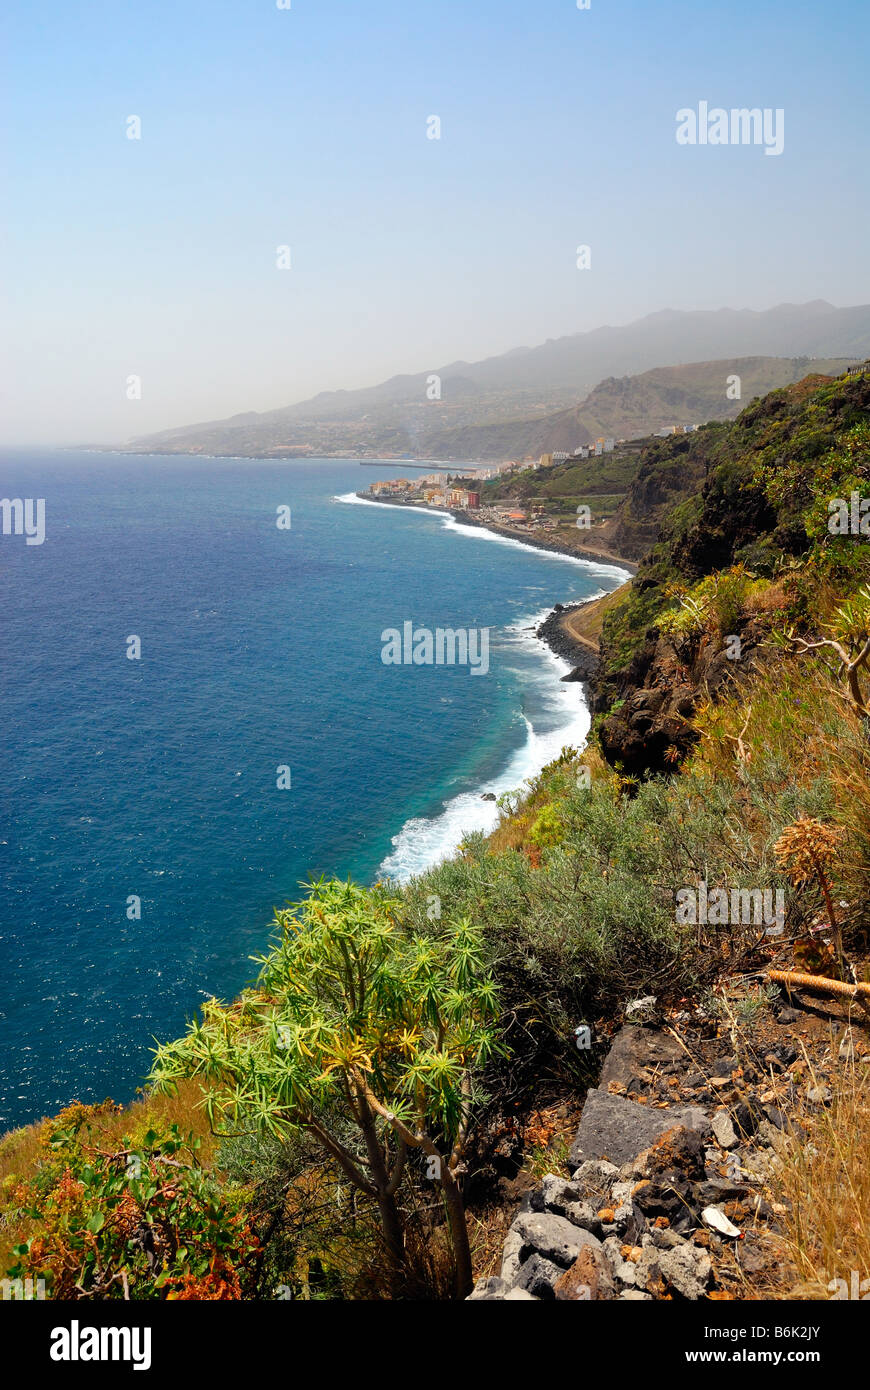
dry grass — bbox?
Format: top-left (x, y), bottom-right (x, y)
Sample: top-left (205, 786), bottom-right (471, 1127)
top-left (744, 579), bottom-right (790, 614)
top-left (697, 989), bottom-right (870, 1302)
top-left (0, 1079), bottom-right (219, 1189)
top-left (467, 1203), bottom-right (516, 1282)
top-left (487, 812), bottom-right (532, 856)
top-left (486, 744), bottom-right (618, 858)
top-left (826, 729), bottom-right (870, 916)
top-left (0, 1119), bottom-right (51, 1190)
top-left (764, 1053), bottom-right (870, 1299)
top-left (692, 660), bottom-right (838, 786)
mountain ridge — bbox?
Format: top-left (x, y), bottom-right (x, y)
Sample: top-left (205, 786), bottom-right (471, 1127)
top-left (124, 301), bottom-right (870, 459)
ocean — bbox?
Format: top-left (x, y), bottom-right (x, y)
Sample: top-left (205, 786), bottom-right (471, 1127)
top-left (0, 451), bottom-right (627, 1129)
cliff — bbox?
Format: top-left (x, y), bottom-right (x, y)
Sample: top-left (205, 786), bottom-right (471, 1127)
top-left (588, 369), bottom-right (870, 772)
top-left (4, 369), bottom-right (869, 1306)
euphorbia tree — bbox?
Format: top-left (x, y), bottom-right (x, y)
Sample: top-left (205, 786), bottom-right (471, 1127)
top-left (150, 878), bottom-right (501, 1298)
top-left (788, 584), bottom-right (870, 722)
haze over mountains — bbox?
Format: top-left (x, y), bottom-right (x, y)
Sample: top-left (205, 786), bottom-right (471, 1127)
top-left (126, 301), bottom-right (870, 461)
top-left (421, 356), bottom-right (855, 461)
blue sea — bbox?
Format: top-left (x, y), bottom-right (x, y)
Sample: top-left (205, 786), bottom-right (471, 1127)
top-left (0, 451), bottom-right (627, 1130)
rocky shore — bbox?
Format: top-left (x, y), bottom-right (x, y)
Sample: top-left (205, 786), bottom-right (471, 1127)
top-left (535, 603), bottom-right (600, 680)
top-left (359, 493), bottom-right (633, 687)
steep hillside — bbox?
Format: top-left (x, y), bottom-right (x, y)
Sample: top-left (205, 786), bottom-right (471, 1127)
top-left (588, 368), bottom-right (870, 773)
top-left (474, 364), bottom-right (860, 564)
top-left (3, 370), bottom-right (869, 1307)
top-left (425, 356), bottom-right (854, 461)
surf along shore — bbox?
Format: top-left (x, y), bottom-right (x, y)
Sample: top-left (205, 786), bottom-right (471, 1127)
top-left (358, 491), bottom-right (636, 679)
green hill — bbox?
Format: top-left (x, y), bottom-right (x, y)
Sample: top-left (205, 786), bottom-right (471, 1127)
top-left (427, 356), bottom-right (854, 461)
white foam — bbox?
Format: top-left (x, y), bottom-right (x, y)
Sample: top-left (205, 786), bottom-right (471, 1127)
top-left (334, 490), bottom-right (388, 506)
top-left (377, 620), bottom-right (593, 885)
top-left (336, 488), bottom-right (626, 884)
top-left (334, 492), bottom-right (630, 579)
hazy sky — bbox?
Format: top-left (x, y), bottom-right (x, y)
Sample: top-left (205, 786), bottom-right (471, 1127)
top-left (2, 0), bottom-right (869, 444)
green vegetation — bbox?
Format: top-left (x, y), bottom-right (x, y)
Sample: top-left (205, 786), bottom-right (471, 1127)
top-left (597, 370), bottom-right (870, 685)
top-left (150, 880), bottom-right (501, 1298)
top-left (4, 1103), bottom-right (257, 1299)
top-left (482, 451), bottom-right (639, 503)
top-left (657, 564), bottom-right (761, 643)
top-left (3, 367), bottom-right (869, 1301)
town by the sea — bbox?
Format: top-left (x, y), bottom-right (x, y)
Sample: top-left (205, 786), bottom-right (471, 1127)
top-left (0, 451), bottom-right (627, 1129)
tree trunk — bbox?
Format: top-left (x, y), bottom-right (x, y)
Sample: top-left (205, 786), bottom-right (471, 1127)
top-left (442, 1172), bottom-right (473, 1299)
top-left (357, 1094), bottom-right (406, 1287)
top-left (375, 1189), bottom-right (406, 1284)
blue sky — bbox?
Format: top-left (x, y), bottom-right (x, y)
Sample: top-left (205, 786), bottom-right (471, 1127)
top-left (2, 0), bottom-right (868, 442)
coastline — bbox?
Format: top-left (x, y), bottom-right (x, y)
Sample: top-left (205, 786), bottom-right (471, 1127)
top-left (437, 509), bottom-right (638, 575)
top-left (354, 488), bottom-right (633, 688)
top-left (340, 488), bottom-right (632, 882)
top-left (535, 583), bottom-right (633, 675)
top-left (534, 604), bottom-right (600, 677)
top-left (358, 492), bottom-right (639, 575)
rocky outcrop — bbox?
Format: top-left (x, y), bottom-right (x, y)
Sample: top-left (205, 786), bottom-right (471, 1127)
top-left (592, 615), bottom-right (769, 776)
top-left (568, 1088), bottom-right (710, 1169)
top-left (468, 1017), bottom-right (789, 1302)
top-left (607, 432), bottom-right (707, 562)
top-left (536, 605), bottom-right (599, 680)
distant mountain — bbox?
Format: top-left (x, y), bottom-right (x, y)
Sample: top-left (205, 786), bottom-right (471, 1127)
top-left (423, 356), bottom-right (856, 461)
top-left (125, 301), bottom-right (870, 459)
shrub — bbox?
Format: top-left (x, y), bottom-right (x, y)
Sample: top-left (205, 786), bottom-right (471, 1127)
top-left (4, 1104), bottom-right (257, 1300)
top-left (150, 879), bottom-right (502, 1299)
